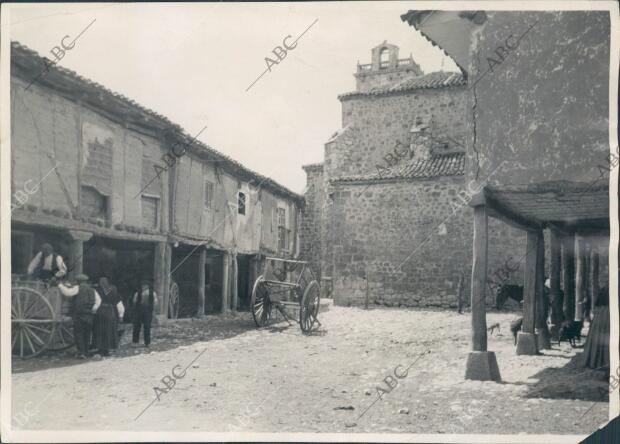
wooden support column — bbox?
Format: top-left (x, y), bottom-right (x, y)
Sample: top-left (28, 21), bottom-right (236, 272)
top-left (197, 247), bottom-right (207, 317)
top-left (67, 230), bottom-right (93, 278)
top-left (591, 246), bottom-right (600, 309)
top-left (549, 229), bottom-right (563, 339)
top-left (562, 233), bottom-right (576, 321)
top-left (153, 241), bottom-right (168, 322)
top-left (517, 230), bottom-right (539, 355)
top-left (575, 235), bottom-right (586, 321)
top-left (465, 205), bottom-right (500, 381)
top-left (221, 251), bottom-right (230, 314)
top-left (163, 242), bottom-right (172, 319)
top-left (584, 242), bottom-right (591, 320)
top-left (231, 253), bottom-right (238, 311)
top-left (534, 230), bottom-right (550, 349)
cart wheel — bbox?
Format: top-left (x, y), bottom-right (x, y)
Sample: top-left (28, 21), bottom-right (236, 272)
top-left (48, 318), bottom-right (74, 351)
top-left (300, 280), bottom-right (320, 334)
top-left (251, 276), bottom-right (272, 327)
top-left (169, 281), bottom-right (180, 319)
top-left (11, 287), bottom-right (56, 358)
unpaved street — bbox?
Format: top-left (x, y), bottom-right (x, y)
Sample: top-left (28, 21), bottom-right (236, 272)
top-left (12, 303), bottom-right (609, 436)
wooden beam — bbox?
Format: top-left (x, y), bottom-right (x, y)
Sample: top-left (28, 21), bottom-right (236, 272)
top-left (153, 241), bottom-right (167, 316)
top-left (471, 205), bottom-right (488, 352)
top-left (549, 229), bottom-right (563, 332)
top-left (221, 252), bottom-right (229, 314)
top-left (534, 230), bottom-right (550, 349)
top-left (591, 246), bottom-right (600, 307)
top-left (522, 231), bottom-right (538, 335)
top-left (575, 235), bottom-right (586, 321)
top-left (231, 253), bottom-right (238, 312)
top-left (197, 247), bottom-right (206, 317)
top-left (562, 234), bottom-right (576, 321)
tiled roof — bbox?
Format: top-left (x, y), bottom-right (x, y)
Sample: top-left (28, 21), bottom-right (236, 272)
top-left (334, 152), bottom-right (465, 183)
top-left (338, 71), bottom-right (465, 99)
top-left (10, 41), bottom-right (303, 202)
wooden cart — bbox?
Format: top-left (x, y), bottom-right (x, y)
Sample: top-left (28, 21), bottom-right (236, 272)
top-left (250, 257), bottom-right (321, 334)
top-left (11, 277), bottom-right (74, 358)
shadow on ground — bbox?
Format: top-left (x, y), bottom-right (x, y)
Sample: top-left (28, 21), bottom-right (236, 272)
top-left (12, 312), bottom-right (257, 374)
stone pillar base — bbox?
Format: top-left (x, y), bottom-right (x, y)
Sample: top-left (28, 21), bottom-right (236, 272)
top-left (464, 351), bottom-right (501, 381)
top-left (536, 328), bottom-right (551, 350)
top-left (516, 332), bottom-right (539, 355)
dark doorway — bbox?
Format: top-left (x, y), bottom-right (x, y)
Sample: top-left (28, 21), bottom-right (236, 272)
top-left (237, 254), bottom-right (252, 311)
top-left (205, 250), bottom-right (223, 314)
top-left (82, 237), bottom-right (154, 314)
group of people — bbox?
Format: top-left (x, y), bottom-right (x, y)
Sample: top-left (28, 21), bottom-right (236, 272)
top-left (27, 243), bottom-right (158, 359)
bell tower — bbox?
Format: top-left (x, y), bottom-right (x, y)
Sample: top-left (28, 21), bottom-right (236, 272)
top-left (354, 41), bottom-right (423, 92)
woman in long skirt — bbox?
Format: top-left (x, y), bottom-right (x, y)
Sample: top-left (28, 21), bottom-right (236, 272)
top-left (582, 285), bottom-right (610, 370)
top-left (94, 277), bottom-right (125, 356)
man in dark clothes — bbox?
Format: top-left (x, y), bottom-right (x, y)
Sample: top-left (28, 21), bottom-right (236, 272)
top-left (132, 281), bottom-right (158, 347)
top-left (58, 274), bottom-right (101, 359)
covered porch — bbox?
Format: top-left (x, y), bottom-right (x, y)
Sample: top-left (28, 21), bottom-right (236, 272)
top-left (465, 181), bottom-right (609, 381)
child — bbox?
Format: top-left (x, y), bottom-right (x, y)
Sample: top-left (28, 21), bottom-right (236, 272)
top-left (132, 281), bottom-right (158, 347)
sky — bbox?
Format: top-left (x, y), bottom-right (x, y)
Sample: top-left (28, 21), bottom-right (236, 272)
top-left (6, 2), bottom-right (458, 193)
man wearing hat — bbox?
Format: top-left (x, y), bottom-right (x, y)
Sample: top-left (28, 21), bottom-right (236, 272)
top-left (59, 274), bottom-right (101, 359)
top-left (27, 243), bottom-right (67, 282)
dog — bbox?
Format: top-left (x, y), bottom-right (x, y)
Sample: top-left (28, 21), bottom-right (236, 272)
top-left (487, 322), bottom-right (500, 335)
top-left (510, 317), bottom-right (523, 345)
top-left (558, 320), bottom-right (583, 347)
top-left (496, 284), bottom-right (524, 310)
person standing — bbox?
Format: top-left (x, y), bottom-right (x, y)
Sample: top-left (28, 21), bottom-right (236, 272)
top-left (582, 285), bottom-right (610, 369)
top-left (27, 243), bottom-right (67, 283)
top-left (58, 274), bottom-right (101, 359)
top-left (94, 277), bottom-right (125, 356)
top-left (132, 281), bottom-right (158, 347)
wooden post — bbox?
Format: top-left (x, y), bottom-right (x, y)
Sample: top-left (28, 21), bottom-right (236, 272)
top-left (153, 241), bottom-right (168, 320)
top-left (221, 251), bottom-right (229, 314)
top-left (231, 253), bottom-right (238, 311)
top-left (364, 268), bottom-right (369, 310)
top-left (591, 246), bottom-right (600, 308)
top-left (197, 247), bottom-right (206, 317)
top-left (584, 242), bottom-right (591, 320)
top-left (163, 243), bottom-right (172, 319)
top-left (575, 235), bottom-right (586, 321)
top-left (471, 206), bottom-right (488, 352)
top-left (457, 273), bottom-right (465, 314)
top-left (465, 205), bottom-right (500, 381)
top-left (562, 233), bottom-right (576, 321)
top-left (517, 230), bottom-right (538, 355)
top-left (534, 230), bottom-right (550, 349)
top-left (549, 229), bottom-right (563, 339)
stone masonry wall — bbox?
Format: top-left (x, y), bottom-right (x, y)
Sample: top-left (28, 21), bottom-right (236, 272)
top-left (300, 165), bottom-right (326, 279)
top-left (329, 179), bottom-right (526, 308)
top-left (329, 87), bottom-right (468, 180)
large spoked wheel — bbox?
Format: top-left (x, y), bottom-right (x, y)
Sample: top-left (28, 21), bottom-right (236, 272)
top-left (251, 276), bottom-right (272, 327)
top-left (300, 280), bottom-right (320, 334)
top-left (48, 318), bottom-right (74, 351)
top-left (11, 287), bottom-right (57, 358)
top-left (169, 281), bottom-right (180, 319)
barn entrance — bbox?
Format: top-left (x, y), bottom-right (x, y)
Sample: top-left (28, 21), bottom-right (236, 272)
top-left (236, 254), bottom-right (252, 311)
top-left (170, 245), bottom-right (224, 318)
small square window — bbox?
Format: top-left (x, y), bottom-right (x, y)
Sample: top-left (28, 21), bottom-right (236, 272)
top-left (238, 192), bottom-right (246, 215)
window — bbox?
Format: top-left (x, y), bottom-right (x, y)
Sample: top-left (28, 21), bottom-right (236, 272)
top-left (204, 180), bottom-right (214, 208)
top-left (141, 195), bottom-right (159, 229)
top-left (277, 207), bottom-right (288, 251)
top-left (238, 192), bottom-right (246, 215)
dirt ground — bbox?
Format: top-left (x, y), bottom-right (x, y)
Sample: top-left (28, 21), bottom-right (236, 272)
top-left (11, 302), bottom-right (611, 437)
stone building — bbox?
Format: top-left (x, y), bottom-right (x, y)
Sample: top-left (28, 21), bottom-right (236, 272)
top-left (10, 42), bottom-right (303, 323)
top-left (302, 41), bottom-right (524, 308)
top-left (400, 10), bottom-right (612, 377)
